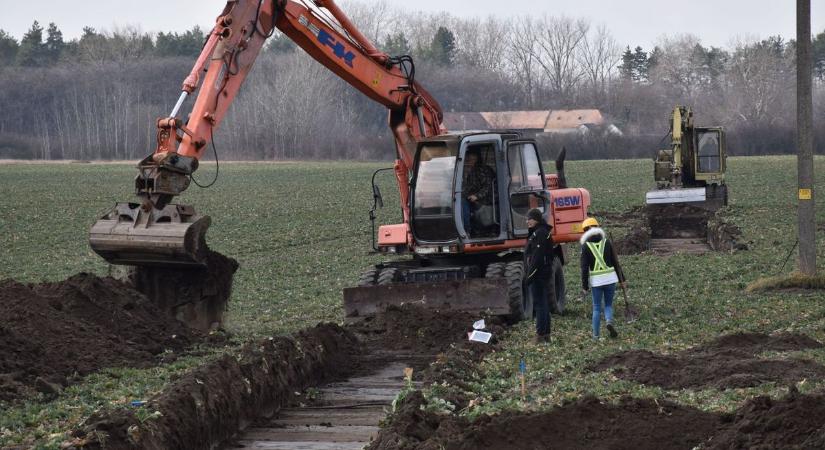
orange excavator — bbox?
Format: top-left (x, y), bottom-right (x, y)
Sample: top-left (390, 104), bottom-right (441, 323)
top-left (89, 0), bottom-right (591, 323)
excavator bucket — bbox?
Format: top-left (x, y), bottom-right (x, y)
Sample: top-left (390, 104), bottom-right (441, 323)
top-left (89, 202), bottom-right (211, 267)
top-left (342, 278), bottom-right (512, 320)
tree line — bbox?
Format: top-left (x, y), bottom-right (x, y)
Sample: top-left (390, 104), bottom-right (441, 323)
top-left (0, 3), bottom-right (823, 161)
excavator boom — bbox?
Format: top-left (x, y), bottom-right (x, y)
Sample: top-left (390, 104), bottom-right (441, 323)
top-left (90, 0), bottom-right (442, 267)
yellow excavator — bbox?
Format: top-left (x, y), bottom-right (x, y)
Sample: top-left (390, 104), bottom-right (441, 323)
top-left (646, 106), bottom-right (728, 210)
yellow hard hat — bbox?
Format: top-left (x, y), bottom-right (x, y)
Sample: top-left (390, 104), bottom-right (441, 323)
top-left (582, 217), bottom-right (599, 229)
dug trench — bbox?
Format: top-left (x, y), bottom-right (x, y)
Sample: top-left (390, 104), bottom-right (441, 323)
top-left (601, 205), bottom-right (747, 256)
top-left (8, 252), bottom-right (824, 449)
top-left (60, 304), bottom-right (503, 450)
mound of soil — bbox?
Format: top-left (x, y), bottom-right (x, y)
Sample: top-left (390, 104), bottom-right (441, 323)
top-left (369, 394), bottom-right (722, 450)
top-left (707, 387), bottom-right (825, 449)
top-left (613, 225), bottom-right (651, 254)
top-left (0, 274), bottom-right (199, 402)
top-left (67, 323), bottom-right (359, 450)
top-left (350, 304), bottom-right (502, 355)
top-left (593, 332), bottom-right (825, 390)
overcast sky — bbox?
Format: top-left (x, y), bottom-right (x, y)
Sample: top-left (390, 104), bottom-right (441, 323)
top-left (1, 0), bottom-right (822, 50)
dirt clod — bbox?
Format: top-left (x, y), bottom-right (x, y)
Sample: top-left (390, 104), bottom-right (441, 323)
top-left (592, 332), bottom-right (825, 390)
top-left (0, 274), bottom-right (198, 403)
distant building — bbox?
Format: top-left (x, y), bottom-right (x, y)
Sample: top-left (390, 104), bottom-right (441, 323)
top-left (443, 109), bottom-right (622, 137)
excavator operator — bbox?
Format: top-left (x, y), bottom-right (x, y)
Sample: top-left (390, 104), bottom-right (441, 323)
top-left (462, 148), bottom-right (496, 236)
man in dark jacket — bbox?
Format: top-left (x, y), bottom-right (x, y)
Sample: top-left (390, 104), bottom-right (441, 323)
top-left (579, 217), bottom-right (626, 339)
top-left (462, 149), bottom-right (496, 235)
top-left (524, 208), bottom-right (555, 343)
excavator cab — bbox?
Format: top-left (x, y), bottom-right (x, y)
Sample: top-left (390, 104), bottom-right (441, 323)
top-left (408, 133), bottom-right (549, 249)
top-left (647, 106), bottom-right (728, 209)
top-left (344, 133), bottom-right (589, 321)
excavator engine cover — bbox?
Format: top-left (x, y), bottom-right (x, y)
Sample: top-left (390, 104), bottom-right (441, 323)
top-left (89, 202), bottom-right (211, 267)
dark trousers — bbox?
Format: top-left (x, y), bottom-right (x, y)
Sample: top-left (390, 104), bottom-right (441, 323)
top-left (529, 275), bottom-right (553, 336)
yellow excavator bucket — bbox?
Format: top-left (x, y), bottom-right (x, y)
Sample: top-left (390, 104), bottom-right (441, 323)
top-left (89, 202), bottom-right (211, 267)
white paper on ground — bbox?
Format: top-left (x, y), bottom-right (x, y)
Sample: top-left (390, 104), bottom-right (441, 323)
top-left (468, 330), bottom-right (492, 343)
top-left (472, 319), bottom-right (486, 330)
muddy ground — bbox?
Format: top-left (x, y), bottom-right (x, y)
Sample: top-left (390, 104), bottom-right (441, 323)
top-left (592, 332), bottom-right (825, 390)
top-left (372, 388), bottom-right (825, 450)
top-left (371, 393), bottom-right (721, 450)
top-left (370, 332), bottom-right (825, 450)
top-left (0, 274), bottom-right (201, 402)
top-left (600, 205), bottom-right (747, 255)
top-left (350, 304), bottom-right (503, 354)
top-left (8, 256), bottom-right (823, 450)
top-left (706, 387), bottom-right (825, 449)
top-left (54, 302), bottom-right (825, 450)
top-left (0, 250), bottom-right (237, 403)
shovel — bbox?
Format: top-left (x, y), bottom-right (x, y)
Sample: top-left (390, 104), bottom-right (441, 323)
top-left (619, 283), bottom-right (639, 323)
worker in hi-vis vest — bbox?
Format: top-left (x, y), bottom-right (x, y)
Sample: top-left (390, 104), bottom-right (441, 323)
top-left (579, 217), bottom-right (626, 339)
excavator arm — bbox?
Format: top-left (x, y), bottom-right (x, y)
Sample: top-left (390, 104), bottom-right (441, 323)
top-left (91, 0), bottom-right (444, 267)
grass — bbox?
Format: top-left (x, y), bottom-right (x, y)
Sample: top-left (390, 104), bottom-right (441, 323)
top-left (745, 271), bottom-right (825, 292)
top-left (2, 156), bottom-right (825, 447)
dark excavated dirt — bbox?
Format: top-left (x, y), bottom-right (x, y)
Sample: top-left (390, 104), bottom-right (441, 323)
top-left (0, 274), bottom-right (199, 403)
top-left (599, 205), bottom-right (747, 255)
top-left (593, 332), bottom-right (825, 390)
top-left (369, 393), bottom-right (722, 450)
top-left (0, 250), bottom-right (237, 403)
top-left (350, 304), bottom-right (503, 355)
top-left (67, 323), bottom-right (359, 450)
top-left (707, 387), bottom-right (825, 449)
top-left (130, 250), bottom-right (239, 332)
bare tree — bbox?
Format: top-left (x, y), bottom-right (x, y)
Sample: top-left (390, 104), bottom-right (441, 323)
top-left (453, 16), bottom-right (509, 73)
top-left (341, 0), bottom-right (400, 46)
top-left (648, 33), bottom-right (704, 102)
top-left (532, 15), bottom-right (589, 104)
top-left (578, 24), bottom-right (620, 105)
top-left (505, 17), bottom-right (541, 108)
top-left (724, 36), bottom-right (794, 127)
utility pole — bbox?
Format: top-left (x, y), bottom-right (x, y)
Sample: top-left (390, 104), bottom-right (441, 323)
top-left (797, 0), bottom-right (816, 275)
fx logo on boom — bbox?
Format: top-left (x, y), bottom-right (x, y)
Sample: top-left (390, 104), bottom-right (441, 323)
top-left (298, 15), bottom-right (356, 68)
top-left (318, 29), bottom-right (356, 68)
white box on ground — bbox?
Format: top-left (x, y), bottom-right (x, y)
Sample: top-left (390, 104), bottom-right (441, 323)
top-left (468, 330), bottom-right (492, 343)
top-left (472, 319), bottom-right (486, 330)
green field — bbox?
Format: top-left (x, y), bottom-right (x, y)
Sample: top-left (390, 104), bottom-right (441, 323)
top-left (2, 157), bottom-right (825, 447)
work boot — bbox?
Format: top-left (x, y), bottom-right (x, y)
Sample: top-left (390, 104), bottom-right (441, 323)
top-left (606, 323), bottom-right (618, 339)
top-left (533, 334), bottom-right (550, 344)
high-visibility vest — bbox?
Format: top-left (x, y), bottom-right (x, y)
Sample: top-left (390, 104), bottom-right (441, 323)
top-left (585, 239), bottom-right (619, 287)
